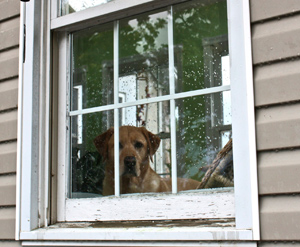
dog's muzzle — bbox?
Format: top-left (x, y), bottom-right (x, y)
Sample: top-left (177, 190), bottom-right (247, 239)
top-left (123, 156), bottom-right (137, 176)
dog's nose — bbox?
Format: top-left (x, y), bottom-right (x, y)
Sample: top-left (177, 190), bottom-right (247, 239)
top-left (124, 156), bottom-right (136, 168)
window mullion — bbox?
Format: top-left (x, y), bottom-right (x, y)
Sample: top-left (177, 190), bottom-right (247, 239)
top-left (114, 20), bottom-right (120, 196)
top-left (168, 6), bottom-right (177, 194)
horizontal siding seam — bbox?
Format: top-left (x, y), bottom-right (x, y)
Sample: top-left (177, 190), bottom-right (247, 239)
top-left (0, 205), bottom-right (15, 210)
top-left (256, 146), bottom-right (300, 153)
top-left (251, 10), bottom-right (300, 24)
top-left (253, 56), bottom-right (300, 67)
top-left (0, 76), bottom-right (18, 84)
top-left (259, 191), bottom-right (300, 196)
top-left (0, 107), bottom-right (18, 115)
top-left (0, 139), bottom-right (17, 146)
top-left (0, 15), bottom-right (20, 24)
top-left (0, 173), bottom-right (16, 178)
top-left (255, 99), bottom-right (300, 108)
top-left (0, 45), bottom-right (19, 54)
top-left (258, 241), bottom-right (300, 245)
top-left (252, 55), bottom-right (300, 66)
top-left (0, 172), bottom-right (16, 177)
top-left (255, 145), bottom-right (300, 153)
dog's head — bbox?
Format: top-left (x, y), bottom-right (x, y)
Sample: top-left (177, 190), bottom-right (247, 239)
top-left (94, 126), bottom-right (161, 177)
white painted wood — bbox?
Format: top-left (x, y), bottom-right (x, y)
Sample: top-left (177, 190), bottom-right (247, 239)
top-left (15, 2), bottom-right (26, 240)
top-left (51, 0), bottom-right (58, 19)
top-left (51, 0), bottom-right (155, 30)
top-left (168, 6), bottom-right (177, 194)
top-left (22, 241), bottom-right (257, 247)
top-left (17, 0), bottom-right (53, 236)
top-left (65, 189), bottom-right (234, 221)
top-left (20, 226), bottom-right (253, 241)
top-left (56, 32), bottom-right (70, 222)
top-left (38, 0), bottom-right (52, 228)
top-left (44, 0), bottom-right (52, 227)
top-left (19, 0), bottom-right (36, 233)
top-left (227, 0), bottom-right (260, 240)
top-left (113, 21), bottom-right (120, 197)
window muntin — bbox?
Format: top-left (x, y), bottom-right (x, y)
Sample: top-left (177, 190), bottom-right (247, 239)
top-left (70, 0), bottom-right (232, 199)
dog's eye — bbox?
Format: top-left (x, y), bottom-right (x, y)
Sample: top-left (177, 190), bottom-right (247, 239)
top-left (119, 142), bottom-right (123, 149)
top-left (135, 142), bottom-right (143, 149)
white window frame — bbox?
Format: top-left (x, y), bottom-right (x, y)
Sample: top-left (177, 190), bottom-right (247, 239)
top-left (16, 0), bottom-right (260, 245)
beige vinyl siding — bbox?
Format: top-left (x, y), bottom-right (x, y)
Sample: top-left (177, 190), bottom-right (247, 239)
top-left (0, 142), bottom-right (17, 174)
top-left (254, 60), bottom-right (300, 107)
top-left (0, 175), bottom-right (16, 206)
top-left (0, 111), bottom-right (17, 142)
top-left (258, 150), bottom-right (300, 195)
top-left (256, 103), bottom-right (300, 150)
top-left (260, 195), bottom-right (300, 240)
top-left (250, 0), bottom-right (300, 23)
top-left (251, 0), bottom-right (300, 242)
top-left (252, 14), bottom-right (300, 65)
top-left (0, 208), bottom-right (17, 239)
top-left (0, 17), bottom-right (20, 51)
top-left (260, 244), bottom-right (300, 247)
top-left (0, 242), bottom-right (21, 247)
top-left (0, 79), bottom-right (18, 111)
top-left (0, 0), bottom-right (20, 245)
top-left (0, 50), bottom-right (19, 82)
top-left (0, 1), bottom-right (20, 22)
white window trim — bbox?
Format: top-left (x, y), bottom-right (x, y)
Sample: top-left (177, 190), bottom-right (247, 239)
top-left (16, 0), bottom-right (260, 244)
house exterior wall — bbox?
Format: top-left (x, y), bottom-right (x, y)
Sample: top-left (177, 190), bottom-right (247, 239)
top-left (251, 0), bottom-right (300, 243)
top-left (0, 0), bottom-right (299, 246)
top-left (0, 0), bottom-right (21, 246)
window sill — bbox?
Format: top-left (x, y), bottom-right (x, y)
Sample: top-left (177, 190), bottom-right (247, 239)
top-left (20, 219), bottom-right (254, 242)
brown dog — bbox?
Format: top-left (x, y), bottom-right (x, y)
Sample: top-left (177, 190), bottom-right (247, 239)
top-left (94, 126), bottom-right (201, 195)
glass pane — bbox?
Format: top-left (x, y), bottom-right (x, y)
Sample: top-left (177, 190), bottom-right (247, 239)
top-left (175, 93), bottom-right (233, 191)
top-left (118, 10), bottom-right (170, 102)
top-left (69, 0), bottom-right (230, 197)
top-left (60, 0), bottom-right (114, 16)
top-left (173, 0), bottom-right (228, 93)
top-left (71, 23), bottom-right (114, 111)
top-left (117, 102), bottom-right (171, 195)
top-left (70, 110), bottom-right (113, 198)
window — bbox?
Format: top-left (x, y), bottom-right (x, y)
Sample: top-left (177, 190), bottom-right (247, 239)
top-left (16, 0), bottom-right (259, 244)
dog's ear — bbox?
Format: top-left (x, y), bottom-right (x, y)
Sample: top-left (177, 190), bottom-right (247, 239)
top-left (93, 127), bottom-right (114, 161)
top-left (141, 127), bottom-right (161, 162)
